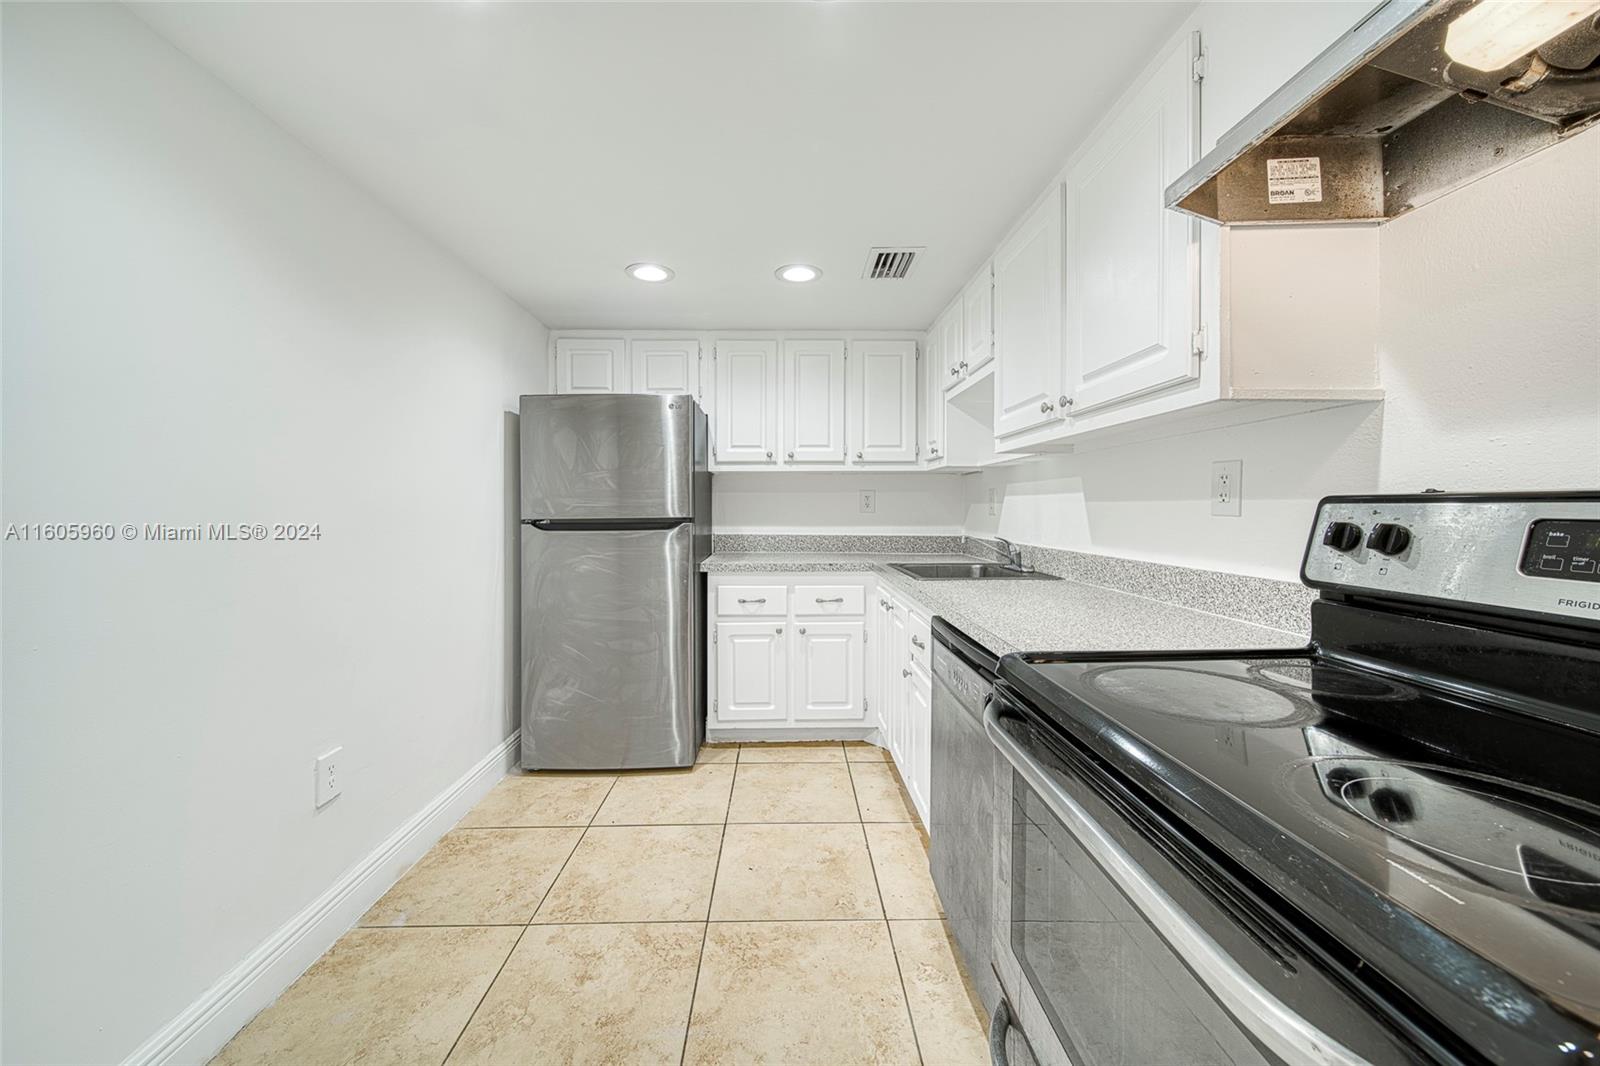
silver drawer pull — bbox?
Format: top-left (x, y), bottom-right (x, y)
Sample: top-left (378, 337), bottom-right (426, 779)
top-left (910, 635), bottom-right (926, 650)
top-left (814, 597), bottom-right (845, 604)
top-left (737, 597), bottom-right (766, 605)
top-left (901, 668), bottom-right (911, 678)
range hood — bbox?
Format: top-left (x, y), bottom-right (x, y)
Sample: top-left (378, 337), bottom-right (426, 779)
top-left (1166, 0), bottom-right (1600, 224)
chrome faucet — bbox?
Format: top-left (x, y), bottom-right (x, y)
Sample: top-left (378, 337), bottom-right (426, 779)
top-left (994, 537), bottom-right (1031, 572)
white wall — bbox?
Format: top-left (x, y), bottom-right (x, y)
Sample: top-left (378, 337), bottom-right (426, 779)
top-left (1, 5), bottom-right (548, 1063)
top-left (965, 128), bottom-right (1600, 580)
top-left (714, 472), bottom-right (967, 534)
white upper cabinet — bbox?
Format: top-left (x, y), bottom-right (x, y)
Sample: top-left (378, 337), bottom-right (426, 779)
top-left (961, 261), bottom-right (994, 375)
top-left (791, 621), bottom-right (865, 722)
top-left (939, 302), bottom-right (964, 390)
top-left (1062, 32), bottom-right (1200, 415)
top-left (783, 339), bottom-right (846, 465)
top-left (629, 338), bottom-right (699, 398)
top-left (714, 339), bottom-right (780, 465)
top-left (922, 324), bottom-right (944, 463)
top-left (555, 338), bottom-right (628, 394)
top-left (848, 339), bottom-right (918, 465)
top-left (993, 188), bottom-right (1065, 438)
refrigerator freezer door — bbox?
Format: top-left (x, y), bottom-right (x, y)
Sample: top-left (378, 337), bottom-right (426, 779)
top-left (519, 394), bottom-right (694, 521)
top-left (521, 522), bottom-right (701, 769)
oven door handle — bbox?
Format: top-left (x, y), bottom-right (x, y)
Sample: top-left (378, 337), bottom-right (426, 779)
top-left (984, 701), bottom-right (1366, 1066)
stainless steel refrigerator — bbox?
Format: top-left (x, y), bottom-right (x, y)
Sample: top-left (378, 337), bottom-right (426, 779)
top-left (518, 393), bottom-right (710, 770)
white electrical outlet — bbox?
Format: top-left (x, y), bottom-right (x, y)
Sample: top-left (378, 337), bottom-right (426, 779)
top-left (1211, 460), bottom-right (1243, 517)
top-left (987, 488), bottom-right (999, 517)
top-left (858, 489), bottom-right (877, 515)
top-left (315, 747), bottom-right (343, 808)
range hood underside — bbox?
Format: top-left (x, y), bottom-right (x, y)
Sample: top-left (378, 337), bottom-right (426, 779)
top-left (1171, 0), bottom-right (1600, 224)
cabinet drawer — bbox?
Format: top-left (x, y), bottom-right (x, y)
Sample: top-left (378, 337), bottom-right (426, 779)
top-left (793, 585), bottom-right (865, 616)
top-left (908, 610), bottom-right (933, 672)
top-left (716, 585), bottom-right (787, 617)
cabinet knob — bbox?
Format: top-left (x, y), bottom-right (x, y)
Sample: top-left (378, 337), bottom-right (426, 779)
top-left (787, 451), bottom-right (795, 460)
top-left (960, 361), bottom-right (968, 370)
top-left (766, 450), bottom-right (773, 459)
top-left (1059, 395), bottom-right (1071, 408)
top-left (1039, 401), bottom-right (1054, 414)
top-left (799, 627), bottom-right (806, 635)
top-left (902, 668), bottom-right (911, 678)
top-left (949, 367), bottom-right (960, 377)
top-left (911, 635), bottom-right (926, 650)
top-left (776, 626), bottom-right (783, 635)
top-left (855, 451), bottom-right (863, 461)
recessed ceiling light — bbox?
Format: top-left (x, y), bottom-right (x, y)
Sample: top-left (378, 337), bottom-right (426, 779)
top-left (776, 264), bottom-right (821, 283)
top-left (626, 263), bottom-right (674, 283)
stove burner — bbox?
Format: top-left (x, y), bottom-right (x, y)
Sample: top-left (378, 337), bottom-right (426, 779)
top-left (1294, 757), bottom-right (1600, 912)
top-left (1084, 664), bottom-right (1315, 726)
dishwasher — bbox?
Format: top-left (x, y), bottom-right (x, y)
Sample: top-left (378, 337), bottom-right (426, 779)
top-left (928, 617), bottom-right (1002, 1017)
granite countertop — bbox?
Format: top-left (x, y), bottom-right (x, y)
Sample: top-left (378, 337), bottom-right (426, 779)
top-left (701, 552), bottom-right (1308, 656)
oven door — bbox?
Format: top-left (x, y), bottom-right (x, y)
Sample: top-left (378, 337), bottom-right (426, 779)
top-left (986, 688), bottom-right (1430, 1066)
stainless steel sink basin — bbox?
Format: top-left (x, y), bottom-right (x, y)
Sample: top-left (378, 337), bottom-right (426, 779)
top-left (888, 562), bottom-right (1059, 581)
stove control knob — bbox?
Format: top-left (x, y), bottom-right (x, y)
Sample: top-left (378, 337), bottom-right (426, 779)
top-left (1366, 522), bottom-right (1412, 556)
top-left (1322, 521), bottom-right (1363, 553)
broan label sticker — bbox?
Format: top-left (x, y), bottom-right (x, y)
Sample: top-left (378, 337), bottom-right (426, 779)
top-left (1267, 156), bottom-right (1323, 204)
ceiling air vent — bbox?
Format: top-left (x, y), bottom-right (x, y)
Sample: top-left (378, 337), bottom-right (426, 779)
top-left (861, 247), bottom-right (924, 280)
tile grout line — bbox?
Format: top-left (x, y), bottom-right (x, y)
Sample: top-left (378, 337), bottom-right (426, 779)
top-left (850, 766), bottom-right (925, 1066)
top-left (883, 920), bottom-right (926, 1066)
top-left (437, 773), bottom-right (621, 1064)
top-left (438, 924), bottom-right (528, 1066)
top-left (678, 754), bottom-right (739, 1066)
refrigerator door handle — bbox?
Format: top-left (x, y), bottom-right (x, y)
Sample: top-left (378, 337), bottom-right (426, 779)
top-left (525, 518), bottom-right (690, 532)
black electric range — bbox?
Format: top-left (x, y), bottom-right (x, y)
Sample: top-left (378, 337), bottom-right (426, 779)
top-left (992, 493), bottom-right (1600, 1066)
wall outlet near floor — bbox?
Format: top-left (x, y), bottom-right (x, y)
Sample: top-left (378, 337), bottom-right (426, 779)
top-left (1211, 460), bottom-right (1243, 517)
top-left (987, 487), bottom-right (999, 517)
top-left (315, 747), bottom-right (343, 808)
top-left (858, 489), bottom-right (877, 515)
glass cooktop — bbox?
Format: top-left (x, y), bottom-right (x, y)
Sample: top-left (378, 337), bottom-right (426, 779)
top-left (1000, 650), bottom-right (1600, 1041)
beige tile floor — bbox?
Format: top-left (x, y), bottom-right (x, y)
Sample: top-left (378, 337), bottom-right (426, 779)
top-left (213, 741), bottom-right (989, 1066)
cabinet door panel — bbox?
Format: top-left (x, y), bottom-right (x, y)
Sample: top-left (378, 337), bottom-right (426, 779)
top-left (906, 670), bottom-right (932, 823)
top-left (962, 263), bottom-right (994, 374)
top-left (783, 339), bottom-right (846, 464)
top-left (556, 338), bottom-right (628, 394)
top-left (993, 191), bottom-right (1064, 438)
top-left (849, 340), bottom-right (918, 465)
top-left (791, 621), bottom-right (865, 721)
top-left (923, 319), bottom-right (945, 462)
top-left (886, 593), bottom-right (910, 762)
top-left (630, 339), bottom-right (699, 398)
top-left (1063, 34), bottom-right (1199, 414)
top-left (716, 621), bottom-right (786, 722)
top-left (714, 340), bottom-right (779, 465)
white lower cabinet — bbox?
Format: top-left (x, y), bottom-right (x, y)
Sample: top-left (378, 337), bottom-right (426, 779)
top-left (905, 665), bottom-right (932, 821)
top-left (872, 585), bottom-right (933, 825)
top-left (791, 621), bottom-right (864, 721)
top-left (710, 575), bottom-right (869, 733)
top-left (714, 621), bottom-right (787, 723)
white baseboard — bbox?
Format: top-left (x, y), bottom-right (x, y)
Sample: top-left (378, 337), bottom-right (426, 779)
top-left (122, 732), bottom-right (521, 1066)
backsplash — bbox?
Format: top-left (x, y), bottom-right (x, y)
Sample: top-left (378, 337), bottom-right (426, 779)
top-left (711, 533), bottom-right (966, 554)
top-left (962, 536), bottom-right (1316, 635)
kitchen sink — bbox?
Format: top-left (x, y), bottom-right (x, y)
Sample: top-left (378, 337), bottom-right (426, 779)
top-left (889, 562), bottom-right (1059, 581)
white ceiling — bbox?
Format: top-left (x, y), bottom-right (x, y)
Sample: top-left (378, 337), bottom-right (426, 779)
top-left (134, 1), bottom-right (1195, 330)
